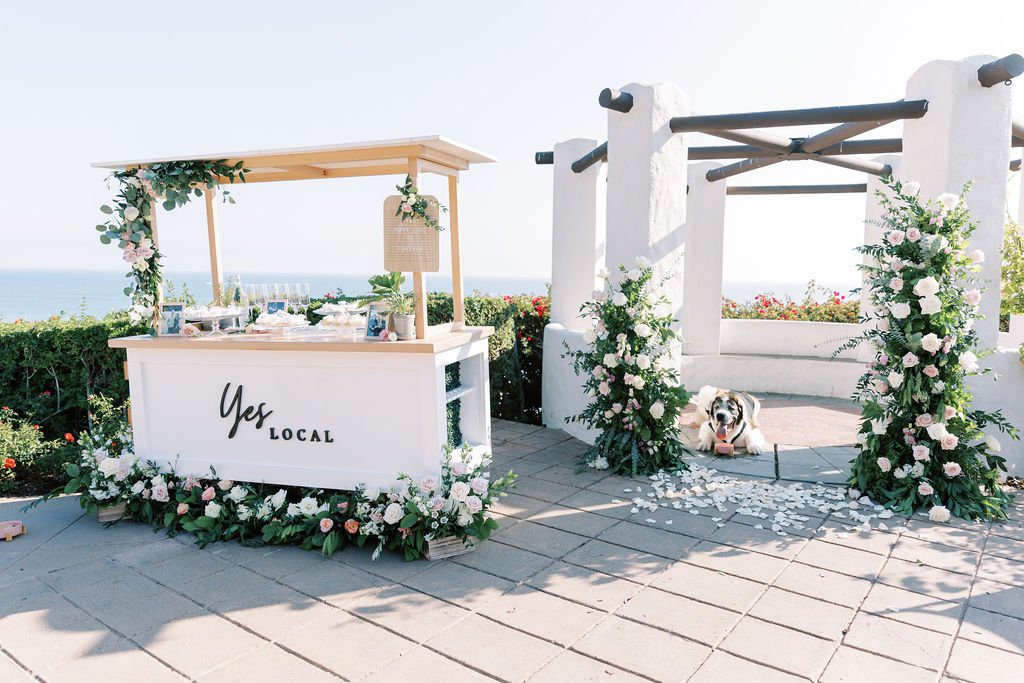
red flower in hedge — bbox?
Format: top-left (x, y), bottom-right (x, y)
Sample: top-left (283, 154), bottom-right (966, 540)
top-left (41, 390), bottom-right (52, 397)
top-left (32, 424), bottom-right (39, 430)
top-left (64, 433), bottom-right (75, 443)
top-left (2, 458), bottom-right (15, 469)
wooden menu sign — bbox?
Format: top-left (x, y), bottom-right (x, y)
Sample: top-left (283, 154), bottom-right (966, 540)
top-left (383, 195), bottom-right (440, 273)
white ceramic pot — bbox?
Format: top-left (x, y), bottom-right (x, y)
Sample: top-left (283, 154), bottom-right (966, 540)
top-left (392, 314), bottom-right (416, 341)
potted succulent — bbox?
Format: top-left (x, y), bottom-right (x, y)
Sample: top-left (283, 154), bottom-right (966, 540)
top-left (386, 290), bottom-right (416, 340)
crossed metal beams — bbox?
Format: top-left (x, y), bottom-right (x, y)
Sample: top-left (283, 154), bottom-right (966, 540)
top-left (536, 54), bottom-right (1024, 192)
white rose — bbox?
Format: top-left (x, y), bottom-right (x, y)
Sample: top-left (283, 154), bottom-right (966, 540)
top-left (612, 292), bottom-right (627, 306)
top-left (634, 256), bottom-right (651, 268)
top-left (649, 401), bottom-right (665, 419)
top-left (969, 249), bottom-right (985, 263)
top-left (925, 422), bottom-right (948, 440)
top-left (228, 485), bottom-right (247, 503)
top-left (902, 181), bottom-right (920, 196)
top-left (958, 351), bottom-right (979, 373)
top-left (887, 371), bottom-right (904, 389)
top-left (470, 476), bottom-right (489, 495)
top-left (123, 206), bottom-right (140, 222)
top-left (902, 352), bottom-right (919, 368)
top-left (98, 457), bottom-right (120, 478)
top-left (130, 480), bottom-right (145, 495)
top-left (465, 495), bottom-right (483, 514)
top-left (362, 486), bottom-right (381, 502)
top-left (913, 277), bottom-right (939, 297)
top-left (928, 505), bottom-right (951, 523)
top-left (298, 496), bottom-right (326, 517)
top-left (383, 503), bottom-right (404, 525)
top-left (870, 417), bottom-right (889, 435)
top-left (889, 302), bottom-right (911, 320)
top-left (635, 354), bottom-right (651, 370)
top-left (635, 323), bottom-right (653, 338)
top-left (603, 353), bottom-right (618, 368)
top-left (936, 193), bottom-right (959, 211)
top-left (919, 296), bottom-right (941, 315)
top-left (450, 481), bottom-right (470, 502)
top-left (920, 333), bottom-right (942, 354)
top-left (583, 329), bottom-right (597, 344)
top-left (986, 435), bottom-right (1002, 453)
top-left (205, 501), bottom-right (222, 519)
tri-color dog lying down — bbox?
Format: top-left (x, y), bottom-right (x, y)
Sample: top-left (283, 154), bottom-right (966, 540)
top-left (693, 385), bottom-right (768, 455)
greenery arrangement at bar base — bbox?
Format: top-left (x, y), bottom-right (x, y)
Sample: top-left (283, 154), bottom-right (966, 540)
top-left (35, 396), bottom-right (516, 562)
top-left (565, 259), bottom-right (691, 475)
top-left (839, 178), bottom-right (1017, 521)
top-left (96, 161), bottom-right (247, 332)
top-left (395, 174), bottom-right (447, 231)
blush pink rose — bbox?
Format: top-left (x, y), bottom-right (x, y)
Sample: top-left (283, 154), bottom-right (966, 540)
top-left (912, 445), bottom-right (930, 461)
top-left (915, 414), bottom-right (933, 427)
top-left (940, 433), bottom-right (959, 450)
top-left (906, 227), bottom-right (921, 242)
top-left (176, 502), bottom-right (189, 516)
top-left (201, 486), bottom-right (216, 501)
top-left (944, 406), bottom-right (956, 420)
top-left (922, 365), bottom-right (939, 377)
top-left (943, 462), bottom-right (962, 477)
top-left (319, 518), bottom-right (334, 533)
top-left (887, 231), bottom-right (905, 246)
top-left (918, 482), bottom-right (934, 496)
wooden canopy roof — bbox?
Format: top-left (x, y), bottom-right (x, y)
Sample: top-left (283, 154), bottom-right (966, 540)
top-left (93, 135), bottom-right (497, 184)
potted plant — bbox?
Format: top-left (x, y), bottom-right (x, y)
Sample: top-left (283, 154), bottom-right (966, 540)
top-left (385, 290), bottom-right (416, 340)
top-left (358, 272), bottom-right (417, 340)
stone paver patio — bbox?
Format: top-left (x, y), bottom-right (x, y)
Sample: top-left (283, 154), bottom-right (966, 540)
top-left (2, 411), bottom-right (1023, 681)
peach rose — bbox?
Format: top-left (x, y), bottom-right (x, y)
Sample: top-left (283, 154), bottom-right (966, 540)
top-left (176, 502), bottom-right (189, 516)
top-left (319, 518), bottom-right (334, 533)
top-left (344, 519), bottom-right (359, 534)
top-left (201, 486), bottom-right (216, 501)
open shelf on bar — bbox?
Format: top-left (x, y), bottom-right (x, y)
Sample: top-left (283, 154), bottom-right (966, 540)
top-left (445, 385), bottom-right (475, 403)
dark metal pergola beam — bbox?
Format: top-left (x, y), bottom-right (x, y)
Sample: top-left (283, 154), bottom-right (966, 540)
top-left (669, 99), bottom-right (929, 133)
top-left (726, 183), bottom-right (867, 196)
top-left (978, 53), bottom-right (1024, 87)
top-left (569, 141), bottom-right (608, 173)
top-left (812, 155), bottom-right (892, 176)
top-left (799, 119), bottom-right (893, 154)
top-left (598, 88), bottom-right (634, 113)
top-left (534, 137), bottom-right (905, 165)
top-left (705, 157), bottom-right (785, 182)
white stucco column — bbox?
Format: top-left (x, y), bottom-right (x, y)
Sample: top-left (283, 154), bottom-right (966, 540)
top-left (550, 138), bottom-right (606, 330)
top-left (900, 56), bottom-right (1013, 348)
top-left (861, 156), bottom-right (902, 318)
top-left (681, 162), bottom-right (726, 355)
top-left (605, 83), bottom-right (689, 321)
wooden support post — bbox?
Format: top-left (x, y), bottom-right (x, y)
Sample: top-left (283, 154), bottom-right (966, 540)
top-left (409, 158), bottom-right (428, 339)
top-left (148, 196), bottom-right (162, 331)
top-left (204, 188), bottom-right (223, 304)
top-left (448, 174), bottom-right (465, 330)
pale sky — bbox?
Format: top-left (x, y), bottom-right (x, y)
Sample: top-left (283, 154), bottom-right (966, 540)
top-left (1, 1), bottom-right (1021, 287)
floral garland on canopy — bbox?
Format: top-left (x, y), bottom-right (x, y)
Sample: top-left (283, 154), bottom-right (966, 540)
top-left (565, 260), bottom-right (691, 475)
top-left (845, 178), bottom-right (1017, 521)
top-left (40, 397), bottom-right (515, 561)
top-left (96, 161), bottom-right (247, 329)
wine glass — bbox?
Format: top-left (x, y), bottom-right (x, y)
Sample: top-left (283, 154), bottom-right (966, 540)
top-left (300, 283), bottom-right (311, 312)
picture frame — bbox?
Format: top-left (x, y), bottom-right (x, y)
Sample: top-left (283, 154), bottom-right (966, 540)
top-left (365, 302), bottom-right (389, 339)
top-left (265, 299), bottom-right (289, 315)
top-left (158, 301), bottom-right (185, 336)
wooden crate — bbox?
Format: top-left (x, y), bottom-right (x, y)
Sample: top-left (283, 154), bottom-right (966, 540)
top-left (425, 535), bottom-right (474, 560)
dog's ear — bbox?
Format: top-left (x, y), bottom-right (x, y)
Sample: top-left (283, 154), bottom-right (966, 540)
top-left (728, 392), bottom-right (745, 421)
top-left (738, 392), bottom-right (761, 427)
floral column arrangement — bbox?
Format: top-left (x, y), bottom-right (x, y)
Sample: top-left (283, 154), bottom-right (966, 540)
top-left (849, 178), bottom-right (1017, 521)
top-left (565, 259), bottom-right (691, 475)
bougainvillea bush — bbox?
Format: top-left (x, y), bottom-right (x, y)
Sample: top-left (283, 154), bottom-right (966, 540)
top-left (565, 260), bottom-right (691, 475)
top-left (0, 406), bottom-right (77, 495)
top-left (43, 397), bottom-right (516, 562)
top-left (722, 282), bottom-right (859, 323)
top-left (844, 178), bottom-right (1017, 521)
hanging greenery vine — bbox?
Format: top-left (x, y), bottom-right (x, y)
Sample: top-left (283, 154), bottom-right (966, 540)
top-left (95, 161), bottom-right (247, 330)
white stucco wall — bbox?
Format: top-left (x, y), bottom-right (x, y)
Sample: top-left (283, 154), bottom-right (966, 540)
top-left (720, 319), bottom-right (863, 360)
top-left (681, 162), bottom-right (726, 355)
top-left (541, 324), bottom-right (598, 442)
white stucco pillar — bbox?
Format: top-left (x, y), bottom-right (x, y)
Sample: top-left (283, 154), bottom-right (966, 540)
top-left (900, 56), bottom-right (1013, 348)
top-left (550, 138), bottom-right (606, 330)
top-left (605, 83), bottom-right (689, 321)
top-left (681, 162), bottom-right (726, 355)
top-left (861, 156), bottom-right (902, 317)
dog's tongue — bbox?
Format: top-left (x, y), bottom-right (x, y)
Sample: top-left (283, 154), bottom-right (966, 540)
top-left (716, 425), bottom-right (728, 440)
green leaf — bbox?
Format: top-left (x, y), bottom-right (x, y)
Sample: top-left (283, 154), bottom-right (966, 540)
top-left (194, 516), bottom-right (215, 529)
top-left (162, 200), bottom-right (176, 211)
top-left (63, 478), bottom-right (80, 494)
top-left (100, 205), bottom-right (113, 214)
top-left (95, 224), bottom-right (108, 232)
top-left (64, 463), bottom-right (80, 477)
top-left (400, 513), bottom-right (419, 528)
top-left (99, 235), bottom-right (111, 244)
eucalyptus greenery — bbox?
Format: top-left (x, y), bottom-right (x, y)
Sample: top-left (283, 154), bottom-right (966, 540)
top-left (96, 161), bottom-right (247, 331)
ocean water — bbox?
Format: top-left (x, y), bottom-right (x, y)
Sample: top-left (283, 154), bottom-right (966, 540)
top-left (0, 269), bottom-right (857, 321)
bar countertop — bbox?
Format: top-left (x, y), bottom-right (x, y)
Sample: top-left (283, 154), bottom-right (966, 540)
top-left (108, 326), bottom-right (494, 355)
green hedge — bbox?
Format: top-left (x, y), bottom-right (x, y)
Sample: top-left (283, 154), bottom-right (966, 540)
top-left (0, 313), bottom-right (146, 442)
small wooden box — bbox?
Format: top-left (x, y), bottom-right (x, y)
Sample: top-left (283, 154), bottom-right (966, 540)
top-left (714, 442), bottom-right (735, 456)
top-left (97, 502), bottom-right (128, 524)
top-left (425, 535), bottom-right (474, 560)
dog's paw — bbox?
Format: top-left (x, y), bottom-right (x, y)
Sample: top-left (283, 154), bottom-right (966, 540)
top-left (696, 439), bottom-right (713, 452)
top-left (746, 441), bottom-right (764, 455)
